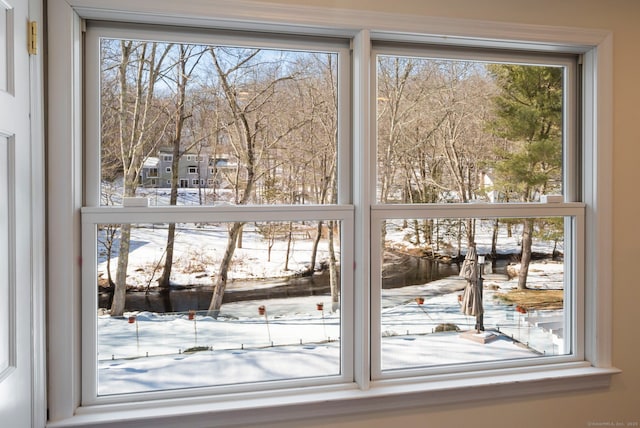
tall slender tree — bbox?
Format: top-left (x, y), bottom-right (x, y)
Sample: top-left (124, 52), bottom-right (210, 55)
top-left (106, 40), bottom-right (172, 316)
top-left (488, 64), bottom-right (563, 289)
top-left (206, 48), bottom-right (305, 317)
top-left (158, 44), bottom-right (206, 289)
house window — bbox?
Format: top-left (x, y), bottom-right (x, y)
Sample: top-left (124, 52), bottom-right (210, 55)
top-left (371, 47), bottom-right (579, 376)
top-left (165, 167), bottom-right (171, 173)
top-left (82, 22), bottom-right (350, 401)
top-left (148, 168), bottom-right (158, 177)
top-left (162, 154), bottom-right (172, 162)
top-left (48, 2), bottom-right (614, 426)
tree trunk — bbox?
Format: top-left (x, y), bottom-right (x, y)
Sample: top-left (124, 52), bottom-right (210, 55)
top-left (309, 221), bottom-right (323, 274)
top-left (159, 45), bottom-right (191, 288)
top-left (413, 219), bottom-right (421, 245)
top-left (207, 221), bottom-right (244, 318)
top-left (518, 218), bottom-right (534, 290)
top-left (328, 220), bottom-right (339, 312)
top-left (104, 225), bottom-right (116, 288)
top-left (284, 222), bottom-right (293, 271)
top-left (158, 224), bottom-right (176, 288)
top-left (491, 219), bottom-right (499, 259)
top-left (111, 223), bottom-right (131, 316)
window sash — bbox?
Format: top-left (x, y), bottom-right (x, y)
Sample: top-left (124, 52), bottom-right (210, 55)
top-left (369, 202), bottom-right (585, 379)
top-left (81, 204), bottom-right (355, 404)
top-left (83, 23), bottom-right (352, 208)
top-left (83, 20), bottom-right (586, 401)
top-left (371, 44), bottom-right (579, 205)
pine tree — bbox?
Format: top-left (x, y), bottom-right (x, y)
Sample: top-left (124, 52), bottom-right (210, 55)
top-left (488, 64), bottom-right (563, 289)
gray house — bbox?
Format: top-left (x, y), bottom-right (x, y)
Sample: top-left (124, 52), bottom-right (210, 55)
top-left (140, 149), bottom-right (235, 189)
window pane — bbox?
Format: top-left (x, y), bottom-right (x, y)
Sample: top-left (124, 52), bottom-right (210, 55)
top-left (100, 39), bottom-right (339, 206)
top-left (376, 55), bottom-right (564, 204)
top-left (379, 217), bottom-right (569, 372)
top-left (96, 221), bottom-right (342, 395)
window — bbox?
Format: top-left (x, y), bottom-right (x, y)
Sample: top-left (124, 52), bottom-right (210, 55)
top-left (82, 22), bottom-right (352, 400)
top-left (48, 2), bottom-right (615, 427)
top-left (148, 168), bottom-right (158, 177)
top-left (165, 166), bottom-right (171, 173)
top-left (162, 154), bottom-right (172, 162)
top-left (371, 48), bottom-right (580, 376)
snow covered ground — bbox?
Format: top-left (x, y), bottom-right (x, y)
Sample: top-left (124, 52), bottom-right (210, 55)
top-left (98, 267), bottom-right (565, 396)
top-left (95, 203), bottom-right (567, 396)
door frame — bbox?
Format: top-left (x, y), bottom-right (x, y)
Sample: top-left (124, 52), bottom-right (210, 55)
top-left (29, 0), bottom-right (46, 426)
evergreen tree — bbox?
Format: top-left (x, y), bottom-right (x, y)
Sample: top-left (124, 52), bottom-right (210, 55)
top-left (488, 64), bottom-right (563, 289)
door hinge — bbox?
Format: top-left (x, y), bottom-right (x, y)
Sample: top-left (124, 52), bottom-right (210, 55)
top-left (28, 21), bottom-right (38, 55)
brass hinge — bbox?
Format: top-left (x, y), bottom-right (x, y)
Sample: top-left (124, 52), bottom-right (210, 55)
top-left (28, 21), bottom-right (37, 55)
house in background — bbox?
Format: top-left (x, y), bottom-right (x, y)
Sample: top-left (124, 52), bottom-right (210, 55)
top-left (140, 149), bottom-right (236, 190)
top-left (139, 156), bottom-right (159, 187)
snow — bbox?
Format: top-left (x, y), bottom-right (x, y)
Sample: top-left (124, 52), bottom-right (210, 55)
top-left (95, 216), bottom-right (568, 396)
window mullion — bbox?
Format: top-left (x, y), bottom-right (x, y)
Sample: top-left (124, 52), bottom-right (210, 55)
top-left (352, 29), bottom-right (372, 390)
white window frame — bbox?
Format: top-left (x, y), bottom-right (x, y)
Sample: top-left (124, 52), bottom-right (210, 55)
top-left (81, 18), bottom-right (354, 406)
top-left (47, 1), bottom-right (617, 427)
top-left (370, 45), bottom-right (582, 379)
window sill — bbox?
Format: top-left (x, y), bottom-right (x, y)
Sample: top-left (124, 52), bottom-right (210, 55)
top-left (47, 364), bottom-right (619, 428)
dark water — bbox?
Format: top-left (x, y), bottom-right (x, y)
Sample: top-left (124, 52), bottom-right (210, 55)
top-left (100, 257), bottom-right (507, 313)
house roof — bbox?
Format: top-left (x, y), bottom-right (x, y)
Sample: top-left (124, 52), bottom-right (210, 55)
top-left (143, 157), bottom-right (159, 168)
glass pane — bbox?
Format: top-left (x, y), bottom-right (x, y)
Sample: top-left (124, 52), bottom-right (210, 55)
top-left (379, 217), bottom-right (569, 372)
top-left (100, 39), bottom-right (339, 206)
top-left (376, 55), bottom-right (564, 204)
top-left (96, 221), bottom-right (342, 395)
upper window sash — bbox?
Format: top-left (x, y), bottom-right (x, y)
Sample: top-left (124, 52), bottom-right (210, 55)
top-left (371, 43), bottom-right (579, 206)
top-left (84, 22), bottom-right (352, 208)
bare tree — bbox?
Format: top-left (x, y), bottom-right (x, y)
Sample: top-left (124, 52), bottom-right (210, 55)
top-left (206, 47), bottom-right (304, 317)
top-left (158, 44), bottom-right (206, 289)
top-left (105, 40), bottom-right (172, 316)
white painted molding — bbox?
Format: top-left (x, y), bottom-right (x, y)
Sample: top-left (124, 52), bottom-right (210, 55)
top-left (47, 365), bottom-right (620, 428)
top-left (47, 0), bottom-right (84, 422)
top-left (61, 0), bottom-right (610, 50)
top-left (28, 0), bottom-right (47, 424)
